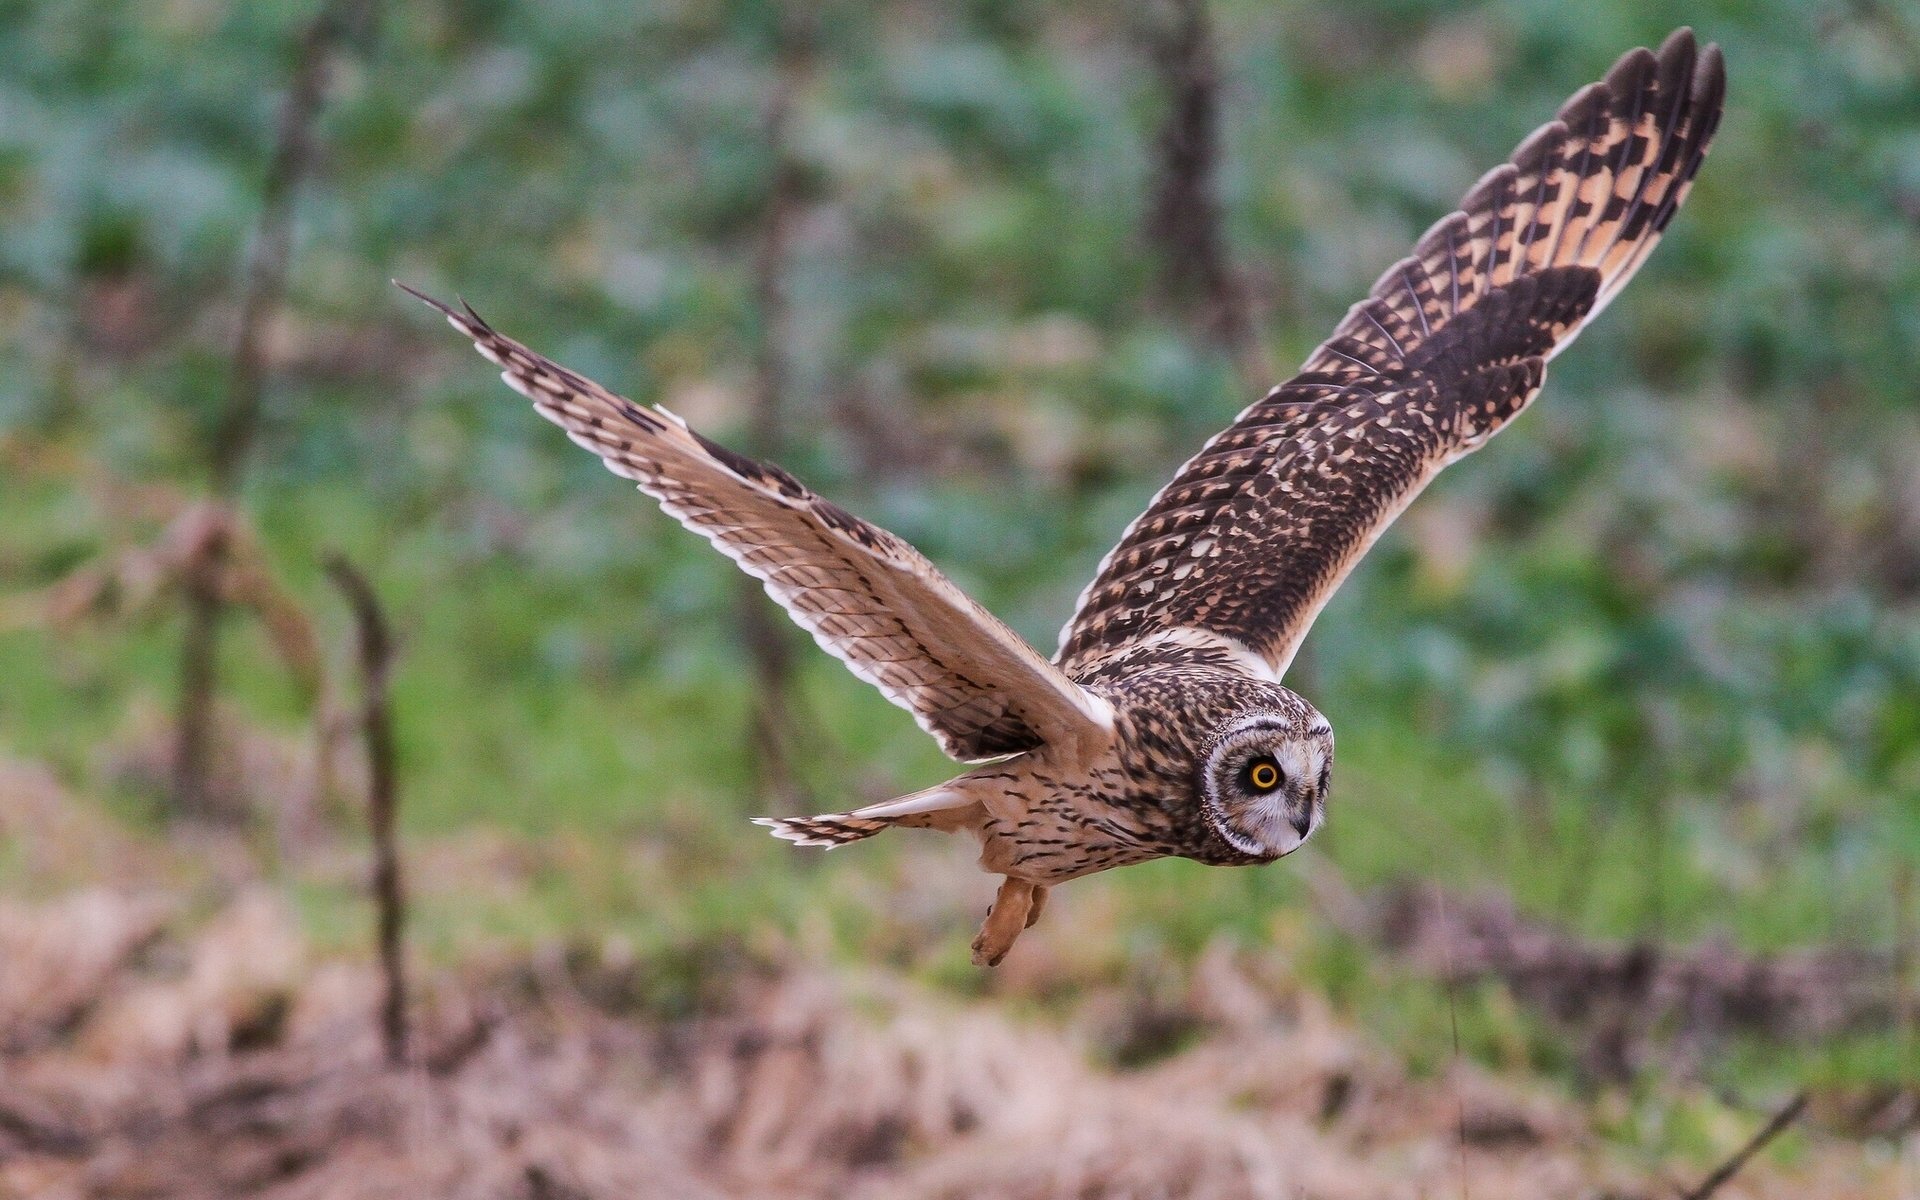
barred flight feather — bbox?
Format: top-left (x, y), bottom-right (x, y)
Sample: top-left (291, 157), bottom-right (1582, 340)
top-left (398, 285), bottom-right (1112, 764)
top-left (1057, 29), bottom-right (1724, 678)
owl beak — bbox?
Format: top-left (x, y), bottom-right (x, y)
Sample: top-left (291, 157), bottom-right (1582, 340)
top-left (1287, 787), bottom-right (1323, 842)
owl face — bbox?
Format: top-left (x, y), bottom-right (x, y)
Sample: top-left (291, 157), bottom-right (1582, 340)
top-left (1198, 704), bottom-right (1333, 860)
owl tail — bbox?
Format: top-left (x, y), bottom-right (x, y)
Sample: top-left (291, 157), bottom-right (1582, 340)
top-left (753, 782), bottom-right (976, 848)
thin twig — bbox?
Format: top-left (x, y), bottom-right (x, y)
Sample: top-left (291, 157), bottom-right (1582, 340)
top-left (1679, 1092), bottom-right (1809, 1200)
top-left (324, 552), bottom-right (408, 1069)
top-left (173, 0), bottom-right (376, 818)
top-left (1432, 887), bottom-right (1474, 1200)
top-left (172, 523), bottom-right (234, 819)
top-left (1895, 861), bottom-right (1914, 1099)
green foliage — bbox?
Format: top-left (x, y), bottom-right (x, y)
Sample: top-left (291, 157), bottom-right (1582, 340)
top-left (1, 0), bottom-right (1914, 1104)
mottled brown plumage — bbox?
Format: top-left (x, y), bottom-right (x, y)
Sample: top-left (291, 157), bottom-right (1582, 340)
top-left (406, 31), bottom-right (1724, 966)
top-left (1059, 28), bottom-right (1724, 677)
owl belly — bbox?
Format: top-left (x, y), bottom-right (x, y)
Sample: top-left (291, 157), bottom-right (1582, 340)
top-left (974, 789), bottom-right (1169, 884)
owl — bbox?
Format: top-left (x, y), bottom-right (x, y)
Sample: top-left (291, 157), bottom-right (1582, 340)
top-left (405, 30), bottom-right (1724, 966)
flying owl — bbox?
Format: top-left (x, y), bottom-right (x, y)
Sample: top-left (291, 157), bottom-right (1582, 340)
top-left (405, 30), bottom-right (1724, 966)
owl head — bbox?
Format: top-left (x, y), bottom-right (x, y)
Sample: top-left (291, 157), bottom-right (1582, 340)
top-left (1198, 693), bottom-right (1333, 860)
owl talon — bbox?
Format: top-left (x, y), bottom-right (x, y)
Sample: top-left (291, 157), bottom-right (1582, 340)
top-left (971, 877), bottom-right (1036, 967)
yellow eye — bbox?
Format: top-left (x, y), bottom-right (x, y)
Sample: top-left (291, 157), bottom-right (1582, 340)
top-left (1247, 759), bottom-right (1280, 791)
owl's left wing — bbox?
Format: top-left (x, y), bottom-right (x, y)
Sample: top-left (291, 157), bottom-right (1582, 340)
top-left (404, 288), bottom-right (1112, 762)
top-left (1058, 29), bottom-right (1723, 681)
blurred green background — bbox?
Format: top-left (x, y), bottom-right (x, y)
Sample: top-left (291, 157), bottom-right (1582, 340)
top-left (0, 0), bottom-right (1915, 1135)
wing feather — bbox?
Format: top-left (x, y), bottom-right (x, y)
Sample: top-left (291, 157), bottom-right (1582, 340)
top-left (1058, 29), bottom-right (1723, 679)
top-left (404, 287), bottom-right (1112, 761)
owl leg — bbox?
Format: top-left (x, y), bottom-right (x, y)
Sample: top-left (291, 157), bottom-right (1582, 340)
top-left (1025, 884), bottom-right (1049, 929)
top-left (970, 877), bottom-right (1036, 967)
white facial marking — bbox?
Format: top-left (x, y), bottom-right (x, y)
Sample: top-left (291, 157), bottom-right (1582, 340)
top-left (1201, 714), bottom-right (1331, 859)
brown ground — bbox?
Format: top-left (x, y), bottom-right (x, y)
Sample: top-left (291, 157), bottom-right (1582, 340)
top-left (0, 756), bottom-right (1909, 1200)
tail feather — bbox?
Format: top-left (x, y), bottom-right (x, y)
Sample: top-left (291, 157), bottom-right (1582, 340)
top-left (755, 782), bottom-right (976, 849)
top-left (752, 813), bottom-right (894, 848)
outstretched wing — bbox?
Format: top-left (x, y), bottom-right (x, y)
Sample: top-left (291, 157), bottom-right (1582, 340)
top-left (405, 288), bottom-right (1112, 762)
top-left (1058, 29), bottom-right (1724, 680)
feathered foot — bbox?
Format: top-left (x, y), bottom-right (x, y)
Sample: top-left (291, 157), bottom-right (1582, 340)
top-left (971, 877), bottom-right (1046, 967)
top-left (1024, 884), bottom-right (1049, 929)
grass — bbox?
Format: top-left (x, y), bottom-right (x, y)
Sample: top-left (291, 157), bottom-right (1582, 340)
top-left (0, 11), bottom-right (1913, 1191)
top-left (2, 470), bottom-right (1908, 1104)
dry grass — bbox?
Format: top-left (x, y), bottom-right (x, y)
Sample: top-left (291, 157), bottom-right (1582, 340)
top-left (0, 760), bottom-right (1909, 1200)
top-left (1370, 881), bottom-right (1902, 1085)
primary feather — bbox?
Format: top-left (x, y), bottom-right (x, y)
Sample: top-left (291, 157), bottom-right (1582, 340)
top-left (1057, 29), bottom-right (1724, 679)
top-left (398, 285), bottom-right (1112, 764)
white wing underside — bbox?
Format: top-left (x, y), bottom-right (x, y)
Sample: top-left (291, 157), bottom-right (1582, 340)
top-left (406, 288), bottom-right (1112, 763)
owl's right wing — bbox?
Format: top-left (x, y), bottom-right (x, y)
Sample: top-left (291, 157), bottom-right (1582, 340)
top-left (1058, 29), bottom-right (1723, 681)
top-left (405, 289), bottom-right (1112, 762)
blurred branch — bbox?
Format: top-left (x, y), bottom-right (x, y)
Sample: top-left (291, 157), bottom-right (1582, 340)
top-left (4, 500), bottom-right (321, 702)
top-left (173, 0), bottom-right (377, 819)
top-left (0, 1101), bottom-right (90, 1159)
top-left (211, 0), bottom-right (372, 493)
top-left (1143, 0), bottom-right (1271, 393)
top-left (324, 552), bottom-right (409, 1070)
top-left (737, 9), bottom-right (817, 813)
top-left (1680, 1091), bottom-right (1808, 1200)
top-left (0, 435), bottom-right (185, 526)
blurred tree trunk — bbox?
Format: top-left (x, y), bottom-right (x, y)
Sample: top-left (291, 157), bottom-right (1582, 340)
top-left (737, 12), bottom-right (816, 813)
top-left (1143, 0), bottom-right (1271, 394)
top-left (172, 0), bottom-right (375, 819)
top-left (1142, 0), bottom-right (1305, 687)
